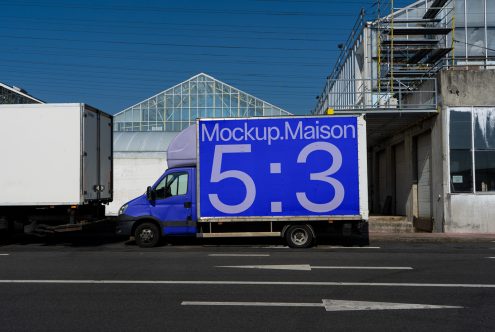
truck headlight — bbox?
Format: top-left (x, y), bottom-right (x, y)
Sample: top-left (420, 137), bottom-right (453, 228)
top-left (118, 204), bottom-right (128, 215)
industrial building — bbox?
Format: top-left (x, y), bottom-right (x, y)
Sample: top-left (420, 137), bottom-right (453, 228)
top-left (314, 0), bottom-right (495, 233)
top-left (0, 82), bottom-right (43, 104)
top-left (108, 73), bottom-right (291, 215)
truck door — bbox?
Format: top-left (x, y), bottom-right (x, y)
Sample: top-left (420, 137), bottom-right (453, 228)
top-left (150, 169), bottom-right (195, 235)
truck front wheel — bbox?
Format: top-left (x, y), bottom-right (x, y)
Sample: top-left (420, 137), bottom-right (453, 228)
top-left (135, 222), bottom-right (160, 248)
top-left (285, 225), bottom-right (314, 248)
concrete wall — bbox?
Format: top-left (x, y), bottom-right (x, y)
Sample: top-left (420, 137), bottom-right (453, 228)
top-left (439, 69), bottom-right (495, 107)
top-left (431, 110), bottom-right (446, 233)
top-left (106, 152), bottom-right (168, 216)
top-left (439, 70), bottom-right (495, 233)
top-left (445, 194), bottom-right (495, 233)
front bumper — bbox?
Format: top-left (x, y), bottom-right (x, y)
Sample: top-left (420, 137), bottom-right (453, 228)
top-left (115, 214), bottom-right (136, 236)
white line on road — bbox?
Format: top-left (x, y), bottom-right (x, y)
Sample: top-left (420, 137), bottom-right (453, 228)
top-left (245, 246), bottom-right (290, 249)
top-left (181, 299), bottom-right (462, 311)
top-left (312, 266), bottom-right (412, 270)
top-left (217, 264), bottom-right (412, 271)
top-left (218, 265), bottom-right (311, 271)
top-left (487, 257), bottom-right (495, 259)
top-left (318, 246), bottom-right (381, 249)
top-left (0, 254), bottom-right (9, 256)
top-left (208, 254), bottom-right (270, 257)
top-left (182, 301), bottom-right (322, 308)
top-left (321, 299), bottom-right (462, 311)
top-left (0, 280), bottom-right (493, 288)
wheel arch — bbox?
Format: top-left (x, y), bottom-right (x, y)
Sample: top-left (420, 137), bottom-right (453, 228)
top-left (281, 223), bottom-right (316, 239)
top-left (131, 217), bottom-right (162, 237)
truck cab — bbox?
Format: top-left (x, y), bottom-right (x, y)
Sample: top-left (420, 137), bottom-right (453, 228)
top-left (117, 166), bottom-right (197, 247)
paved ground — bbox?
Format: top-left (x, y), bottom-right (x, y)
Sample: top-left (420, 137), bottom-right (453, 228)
top-left (0, 232), bottom-right (494, 332)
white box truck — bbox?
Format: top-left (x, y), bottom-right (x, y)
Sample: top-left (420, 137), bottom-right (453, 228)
top-left (116, 115), bottom-right (369, 248)
top-left (0, 103), bottom-right (112, 235)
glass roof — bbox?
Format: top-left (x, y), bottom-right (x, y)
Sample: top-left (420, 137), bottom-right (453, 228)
top-left (114, 73), bottom-right (291, 132)
top-left (0, 82), bottom-right (43, 104)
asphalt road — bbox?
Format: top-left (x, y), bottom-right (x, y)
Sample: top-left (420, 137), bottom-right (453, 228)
top-left (0, 234), bottom-right (494, 332)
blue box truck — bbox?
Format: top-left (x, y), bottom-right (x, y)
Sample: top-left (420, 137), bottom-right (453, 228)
top-left (116, 115), bottom-right (369, 248)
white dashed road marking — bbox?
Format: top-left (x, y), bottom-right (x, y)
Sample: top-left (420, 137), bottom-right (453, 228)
top-left (0, 280), bottom-right (493, 288)
top-left (208, 254), bottom-right (270, 257)
top-left (181, 299), bottom-right (462, 311)
top-left (217, 264), bottom-right (412, 271)
top-left (318, 246), bottom-right (381, 249)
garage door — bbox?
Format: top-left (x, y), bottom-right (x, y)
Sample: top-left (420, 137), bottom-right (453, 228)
top-left (377, 150), bottom-right (388, 213)
top-left (394, 143), bottom-right (408, 215)
top-left (417, 132), bottom-right (432, 220)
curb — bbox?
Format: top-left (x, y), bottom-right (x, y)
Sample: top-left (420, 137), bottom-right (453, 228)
top-left (370, 232), bottom-right (495, 243)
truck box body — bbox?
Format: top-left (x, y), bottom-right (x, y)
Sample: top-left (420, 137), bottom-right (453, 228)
top-left (166, 115), bottom-right (368, 222)
top-left (0, 103), bottom-right (112, 206)
top-left (197, 116), bottom-right (368, 222)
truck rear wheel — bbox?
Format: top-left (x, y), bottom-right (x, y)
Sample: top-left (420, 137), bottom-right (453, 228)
top-left (0, 218), bottom-right (8, 239)
top-left (135, 222), bottom-right (160, 248)
top-left (285, 225), bottom-right (314, 248)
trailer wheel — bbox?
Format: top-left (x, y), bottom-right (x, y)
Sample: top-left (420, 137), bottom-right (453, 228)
top-left (135, 222), bottom-right (160, 248)
top-left (285, 225), bottom-right (314, 248)
top-left (0, 218), bottom-right (8, 239)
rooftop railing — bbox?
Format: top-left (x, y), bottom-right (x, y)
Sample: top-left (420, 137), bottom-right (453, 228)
top-left (315, 77), bottom-right (437, 113)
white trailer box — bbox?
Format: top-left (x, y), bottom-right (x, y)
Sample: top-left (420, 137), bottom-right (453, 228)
top-left (0, 103), bottom-right (112, 206)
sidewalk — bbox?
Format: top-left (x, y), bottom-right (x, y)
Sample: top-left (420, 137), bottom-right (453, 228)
top-left (370, 231), bottom-right (495, 242)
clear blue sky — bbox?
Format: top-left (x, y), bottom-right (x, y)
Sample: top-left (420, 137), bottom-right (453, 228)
top-left (0, 0), bottom-right (411, 115)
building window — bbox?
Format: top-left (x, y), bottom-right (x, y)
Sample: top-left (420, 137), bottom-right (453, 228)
top-left (449, 108), bottom-right (495, 193)
top-left (449, 110), bottom-right (473, 192)
top-left (474, 108), bottom-right (495, 191)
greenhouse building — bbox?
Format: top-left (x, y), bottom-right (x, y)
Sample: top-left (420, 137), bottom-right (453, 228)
top-left (113, 73), bottom-right (289, 132)
top-left (108, 73), bottom-right (291, 215)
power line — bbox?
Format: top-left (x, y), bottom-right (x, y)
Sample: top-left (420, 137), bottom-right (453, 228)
top-left (0, 26), bottom-right (346, 44)
top-left (255, 0), bottom-right (375, 3)
top-left (0, 61), bottom-right (324, 84)
top-left (0, 15), bottom-right (359, 33)
top-left (14, 85), bottom-right (313, 113)
top-left (0, 1), bottom-right (358, 17)
top-left (0, 34), bottom-right (343, 53)
top-left (0, 0), bottom-right (352, 114)
top-left (0, 43), bottom-right (338, 62)
top-left (0, 60), bottom-right (325, 84)
top-left (454, 39), bottom-right (495, 53)
top-left (0, 47), bottom-right (334, 68)
top-left (2, 72), bottom-right (321, 92)
top-left (0, 70), bottom-right (323, 89)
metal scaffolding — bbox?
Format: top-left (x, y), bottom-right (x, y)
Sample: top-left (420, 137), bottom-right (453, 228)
top-left (314, 0), bottom-right (462, 114)
top-left (375, 0), bottom-right (455, 90)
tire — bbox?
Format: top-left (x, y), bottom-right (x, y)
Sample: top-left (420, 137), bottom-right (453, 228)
top-left (0, 218), bottom-right (12, 239)
top-left (285, 225), bottom-right (314, 248)
top-left (135, 222), bottom-right (160, 248)
top-left (0, 219), bottom-right (7, 241)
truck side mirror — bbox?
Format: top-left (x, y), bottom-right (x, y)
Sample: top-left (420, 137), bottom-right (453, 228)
top-left (146, 186), bottom-right (155, 201)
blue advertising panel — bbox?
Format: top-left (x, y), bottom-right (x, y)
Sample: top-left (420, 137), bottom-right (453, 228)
top-left (198, 116), bottom-right (359, 217)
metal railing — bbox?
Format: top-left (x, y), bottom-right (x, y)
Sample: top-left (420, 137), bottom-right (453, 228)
top-left (315, 77), bottom-right (438, 113)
